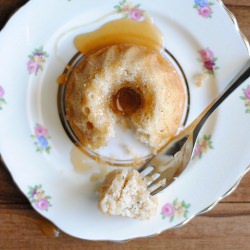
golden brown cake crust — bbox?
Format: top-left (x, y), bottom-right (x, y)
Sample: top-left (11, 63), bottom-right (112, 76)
top-left (65, 44), bottom-right (186, 150)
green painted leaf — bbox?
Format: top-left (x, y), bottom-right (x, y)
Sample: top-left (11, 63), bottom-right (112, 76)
top-left (119, 0), bottom-right (126, 5)
top-left (170, 216), bottom-right (175, 222)
top-left (199, 152), bottom-right (202, 159)
top-left (205, 134), bottom-right (211, 140)
top-left (45, 147), bottom-right (51, 154)
top-left (173, 198), bottom-right (177, 206)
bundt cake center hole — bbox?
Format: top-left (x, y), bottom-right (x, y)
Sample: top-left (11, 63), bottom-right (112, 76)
top-left (111, 87), bottom-right (141, 116)
top-left (86, 121), bottom-right (94, 130)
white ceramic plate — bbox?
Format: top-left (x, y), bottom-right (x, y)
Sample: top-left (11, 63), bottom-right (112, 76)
top-left (0, 0), bottom-right (250, 241)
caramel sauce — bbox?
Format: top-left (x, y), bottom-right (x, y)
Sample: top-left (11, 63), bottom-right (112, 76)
top-left (90, 165), bottom-right (108, 183)
top-left (22, 215), bottom-right (60, 237)
top-left (32, 218), bottom-right (60, 237)
top-left (74, 15), bottom-right (163, 54)
top-left (70, 146), bottom-right (111, 178)
top-left (71, 146), bottom-right (96, 173)
top-left (57, 73), bottom-right (67, 85)
top-left (111, 87), bottom-right (141, 116)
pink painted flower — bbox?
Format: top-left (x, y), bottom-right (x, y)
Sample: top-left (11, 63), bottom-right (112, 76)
top-left (35, 198), bottom-right (49, 211)
top-left (161, 199), bottom-right (190, 221)
top-left (27, 60), bottom-right (40, 74)
top-left (32, 124), bottom-right (51, 153)
top-left (193, 143), bottom-right (201, 158)
top-left (193, 134), bottom-right (213, 159)
top-left (27, 47), bottom-right (48, 75)
top-left (35, 124), bottom-right (48, 137)
top-left (128, 8), bottom-right (143, 21)
top-left (244, 87), bottom-right (250, 99)
top-left (0, 86), bottom-right (5, 98)
top-left (198, 5), bottom-right (213, 18)
top-left (198, 48), bottom-right (218, 74)
top-left (204, 60), bottom-right (216, 71)
top-left (199, 48), bottom-right (214, 61)
top-left (28, 185), bottom-right (52, 211)
top-left (161, 203), bottom-right (175, 217)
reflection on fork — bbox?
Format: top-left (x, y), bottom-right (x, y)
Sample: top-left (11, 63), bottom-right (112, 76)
top-left (139, 133), bottom-right (193, 196)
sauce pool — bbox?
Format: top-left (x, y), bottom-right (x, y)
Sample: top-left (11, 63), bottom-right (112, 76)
top-left (74, 15), bottom-right (163, 54)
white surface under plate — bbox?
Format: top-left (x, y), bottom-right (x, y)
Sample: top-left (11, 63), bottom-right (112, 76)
top-left (0, 0), bottom-right (250, 241)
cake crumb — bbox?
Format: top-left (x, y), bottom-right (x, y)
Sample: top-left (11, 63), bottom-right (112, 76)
top-left (98, 169), bottom-right (158, 220)
top-left (194, 73), bottom-right (209, 87)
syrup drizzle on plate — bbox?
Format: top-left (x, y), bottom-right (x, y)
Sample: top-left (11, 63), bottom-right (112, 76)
top-left (74, 16), bottom-right (163, 54)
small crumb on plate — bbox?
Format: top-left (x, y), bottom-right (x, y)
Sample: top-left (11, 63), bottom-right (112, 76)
top-left (194, 73), bottom-right (209, 87)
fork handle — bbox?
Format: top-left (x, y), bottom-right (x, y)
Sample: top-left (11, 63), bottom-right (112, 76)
top-left (186, 59), bottom-right (250, 143)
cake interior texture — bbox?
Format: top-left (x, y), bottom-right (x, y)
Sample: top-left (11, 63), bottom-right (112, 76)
top-left (98, 169), bottom-right (158, 220)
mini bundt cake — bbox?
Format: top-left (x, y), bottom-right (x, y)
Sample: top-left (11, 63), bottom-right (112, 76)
top-left (65, 43), bottom-right (186, 151)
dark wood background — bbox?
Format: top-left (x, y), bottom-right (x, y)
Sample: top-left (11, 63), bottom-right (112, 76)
top-left (0, 0), bottom-right (250, 249)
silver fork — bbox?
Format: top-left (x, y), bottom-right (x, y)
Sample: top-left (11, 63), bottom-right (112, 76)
top-left (139, 60), bottom-right (250, 196)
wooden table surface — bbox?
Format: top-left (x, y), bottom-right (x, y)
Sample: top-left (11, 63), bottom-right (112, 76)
top-left (0, 0), bottom-right (249, 249)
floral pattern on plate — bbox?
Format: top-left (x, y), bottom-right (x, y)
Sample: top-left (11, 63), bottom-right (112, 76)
top-left (240, 85), bottom-right (250, 113)
top-left (114, 0), bottom-right (144, 21)
top-left (31, 124), bottom-right (52, 153)
top-left (193, 134), bottom-right (213, 159)
top-left (27, 47), bottom-right (48, 75)
top-left (161, 198), bottom-right (190, 222)
top-left (193, 0), bottom-right (214, 18)
top-left (198, 48), bottom-right (219, 74)
top-left (28, 185), bottom-right (52, 211)
top-left (0, 86), bottom-right (6, 110)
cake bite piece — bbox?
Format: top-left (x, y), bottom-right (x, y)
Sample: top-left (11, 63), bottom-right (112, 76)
top-left (98, 169), bottom-right (158, 220)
